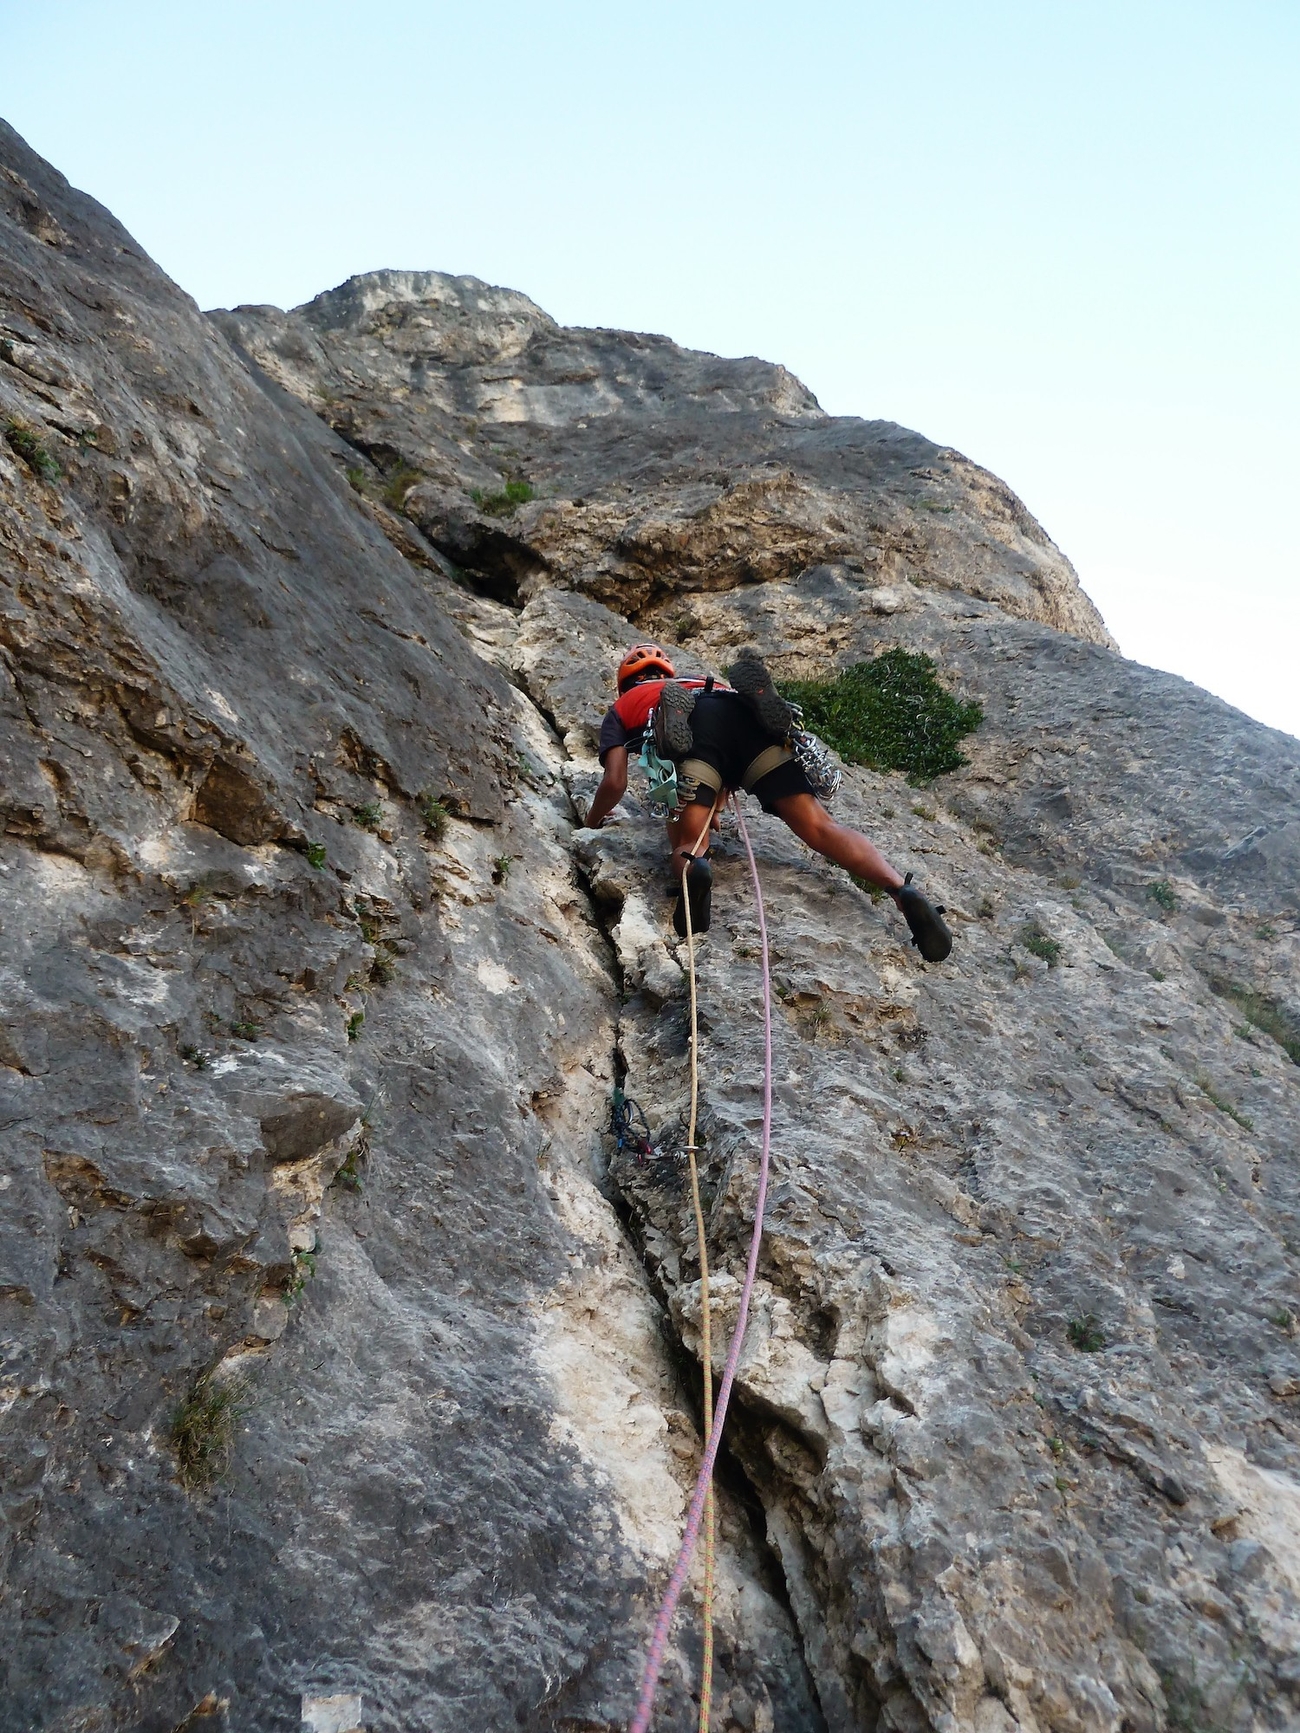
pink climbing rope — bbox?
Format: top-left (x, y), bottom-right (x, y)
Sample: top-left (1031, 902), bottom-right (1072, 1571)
top-left (628, 796), bottom-right (775, 1733)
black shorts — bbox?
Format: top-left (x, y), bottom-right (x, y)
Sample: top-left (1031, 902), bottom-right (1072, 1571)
top-left (677, 691), bottom-right (813, 813)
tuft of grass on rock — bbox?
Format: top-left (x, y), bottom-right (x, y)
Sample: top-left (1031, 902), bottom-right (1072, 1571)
top-left (382, 465), bottom-right (422, 510)
top-left (1022, 924), bottom-right (1063, 967)
top-left (346, 1012), bottom-right (364, 1042)
top-left (5, 418), bottom-right (61, 482)
top-left (1208, 977), bottom-right (1300, 1066)
top-left (169, 1372), bottom-right (249, 1491)
top-left (305, 841), bottom-right (327, 870)
top-left (492, 853), bottom-right (513, 885)
top-left (418, 791), bottom-right (450, 842)
top-left (850, 873), bottom-right (886, 904)
top-left (1146, 880), bottom-right (1178, 913)
top-left (1067, 1313), bottom-right (1106, 1353)
top-left (780, 649), bottom-right (982, 785)
top-left (344, 466), bottom-right (369, 492)
top-left (230, 1020), bottom-right (261, 1041)
top-left (471, 478), bottom-right (534, 517)
top-left (1195, 1075), bottom-right (1255, 1132)
top-left (352, 800), bottom-right (383, 831)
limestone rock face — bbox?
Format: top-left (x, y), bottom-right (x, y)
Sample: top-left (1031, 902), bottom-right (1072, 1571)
top-left (2, 118), bottom-right (1298, 1733)
top-left (213, 272), bottom-right (1111, 644)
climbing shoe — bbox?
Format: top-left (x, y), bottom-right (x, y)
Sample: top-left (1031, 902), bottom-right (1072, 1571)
top-left (653, 680), bottom-right (696, 758)
top-left (673, 854), bottom-right (713, 938)
top-left (895, 872), bottom-right (952, 963)
top-left (730, 647), bottom-right (795, 739)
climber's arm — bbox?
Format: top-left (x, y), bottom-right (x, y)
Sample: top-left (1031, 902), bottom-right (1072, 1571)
top-left (584, 746), bottom-right (628, 828)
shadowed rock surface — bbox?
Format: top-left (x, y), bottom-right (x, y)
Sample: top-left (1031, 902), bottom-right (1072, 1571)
top-left (1, 119), bottom-right (1298, 1733)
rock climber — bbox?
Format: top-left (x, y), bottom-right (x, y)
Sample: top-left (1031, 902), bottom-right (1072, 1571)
top-left (583, 643), bottom-right (952, 960)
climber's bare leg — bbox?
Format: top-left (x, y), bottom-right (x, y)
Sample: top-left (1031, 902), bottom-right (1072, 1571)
top-left (770, 792), bottom-right (905, 899)
top-left (667, 799), bottom-right (714, 885)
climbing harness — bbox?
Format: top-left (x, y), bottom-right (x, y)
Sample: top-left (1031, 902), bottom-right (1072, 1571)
top-left (628, 794), bottom-right (775, 1733)
top-left (611, 1089), bottom-right (655, 1166)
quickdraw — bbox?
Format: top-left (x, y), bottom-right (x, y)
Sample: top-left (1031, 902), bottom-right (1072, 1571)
top-left (638, 724), bottom-right (681, 814)
top-left (789, 710), bottom-right (843, 804)
top-left (610, 1088), bottom-right (655, 1166)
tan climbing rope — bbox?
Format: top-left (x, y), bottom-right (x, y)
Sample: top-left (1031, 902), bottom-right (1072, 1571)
top-left (680, 796), bottom-right (718, 1733)
top-left (629, 794), bottom-right (778, 1733)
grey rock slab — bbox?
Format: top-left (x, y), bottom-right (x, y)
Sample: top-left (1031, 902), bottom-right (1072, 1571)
top-left (4, 113), bottom-right (1300, 1733)
top-left (0, 123), bottom-right (817, 1732)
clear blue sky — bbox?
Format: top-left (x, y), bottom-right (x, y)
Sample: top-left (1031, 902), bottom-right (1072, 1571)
top-left (5, 1), bottom-right (1297, 737)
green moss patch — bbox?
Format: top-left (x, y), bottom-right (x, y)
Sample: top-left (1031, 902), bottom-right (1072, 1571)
top-left (782, 649), bottom-right (982, 784)
top-left (472, 478), bottom-right (534, 516)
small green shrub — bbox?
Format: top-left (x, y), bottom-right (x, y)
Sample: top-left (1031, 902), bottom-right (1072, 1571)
top-left (180, 1044), bottom-right (211, 1070)
top-left (346, 1012), bottom-right (364, 1042)
top-left (472, 478), bottom-right (534, 517)
top-left (169, 1373), bottom-right (249, 1490)
top-left (1146, 880), bottom-right (1178, 912)
top-left (332, 1144), bottom-right (365, 1192)
top-left (1022, 924), bottom-right (1062, 967)
top-left (230, 1020), bottom-right (261, 1041)
top-left (1067, 1313), bottom-right (1106, 1353)
top-left (418, 791), bottom-right (449, 841)
top-left (344, 466), bottom-right (368, 492)
top-left (492, 853), bottom-right (513, 885)
top-left (1255, 922), bottom-right (1277, 942)
top-left (352, 801), bottom-right (383, 830)
top-left (1268, 1307), bottom-right (1294, 1331)
top-left (5, 418), bottom-right (61, 482)
top-left (382, 465), bottom-right (422, 509)
top-left (780, 649), bottom-right (983, 785)
top-left (286, 1247), bottom-right (317, 1305)
top-left (306, 841), bottom-right (327, 870)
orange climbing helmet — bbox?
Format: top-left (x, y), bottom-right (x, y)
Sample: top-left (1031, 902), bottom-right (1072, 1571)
top-left (616, 643), bottom-right (676, 693)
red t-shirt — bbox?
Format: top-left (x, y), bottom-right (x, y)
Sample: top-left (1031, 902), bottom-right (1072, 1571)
top-left (598, 679), bottom-right (718, 763)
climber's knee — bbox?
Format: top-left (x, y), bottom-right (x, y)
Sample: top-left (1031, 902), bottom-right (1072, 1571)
top-left (773, 791), bottom-right (835, 851)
